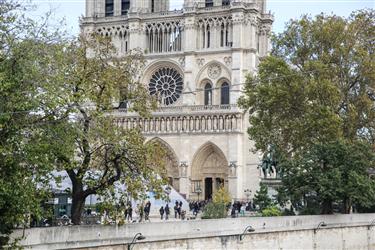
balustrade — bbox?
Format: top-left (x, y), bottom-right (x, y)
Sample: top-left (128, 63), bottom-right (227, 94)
top-left (115, 113), bottom-right (242, 134)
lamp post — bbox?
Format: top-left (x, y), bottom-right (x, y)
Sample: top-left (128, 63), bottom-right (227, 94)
top-left (196, 187), bottom-right (202, 202)
top-left (239, 225), bottom-right (255, 241)
top-left (244, 189), bottom-right (252, 202)
top-left (314, 221), bottom-right (327, 233)
top-left (128, 233), bottom-right (146, 250)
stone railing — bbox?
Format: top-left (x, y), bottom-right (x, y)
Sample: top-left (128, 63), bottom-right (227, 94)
top-left (118, 104), bottom-right (240, 114)
top-left (114, 112), bottom-right (243, 135)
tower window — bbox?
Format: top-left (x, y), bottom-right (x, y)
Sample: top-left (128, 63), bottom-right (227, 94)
top-left (151, 0), bottom-right (155, 12)
top-left (222, 0), bottom-right (230, 6)
top-left (205, 0), bottom-right (214, 7)
top-left (221, 82), bottom-right (230, 105)
top-left (121, 0), bottom-right (130, 15)
top-left (105, 0), bottom-right (114, 17)
top-left (204, 83), bottom-right (213, 106)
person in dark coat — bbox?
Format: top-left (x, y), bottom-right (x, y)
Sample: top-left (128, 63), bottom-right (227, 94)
top-left (128, 205), bottom-right (133, 222)
top-left (165, 204), bottom-right (170, 220)
top-left (174, 204), bottom-right (178, 218)
top-left (159, 206), bottom-right (164, 220)
top-left (144, 201), bottom-right (151, 221)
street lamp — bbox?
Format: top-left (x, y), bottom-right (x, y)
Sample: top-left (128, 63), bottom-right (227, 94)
top-left (196, 187), bottom-right (202, 202)
top-left (244, 189), bottom-right (252, 202)
top-left (239, 225), bottom-right (255, 241)
top-left (128, 233), bottom-right (146, 250)
top-left (314, 221), bottom-right (327, 233)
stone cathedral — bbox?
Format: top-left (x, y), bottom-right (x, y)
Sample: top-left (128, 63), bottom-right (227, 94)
top-left (81, 0), bottom-right (273, 201)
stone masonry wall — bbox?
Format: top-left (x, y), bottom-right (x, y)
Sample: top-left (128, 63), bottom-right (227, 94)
top-left (12, 214), bottom-right (375, 249)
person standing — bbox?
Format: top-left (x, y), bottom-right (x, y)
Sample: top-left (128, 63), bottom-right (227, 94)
top-left (165, 204), bottom-right (170, 220)
top-left (174, 203), bottom-right (178, 219)
top-left (139, 203), bottom-right (144, 223)
top-left (159, 206), bottom-right (165, 220)
top-left (128, 204), bottom-right (133, 222)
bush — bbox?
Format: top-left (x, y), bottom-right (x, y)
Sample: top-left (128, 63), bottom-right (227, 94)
top-left (202, 202), bottom-right (227, 219)
top-left (261, 206), bottom-right (282, 217)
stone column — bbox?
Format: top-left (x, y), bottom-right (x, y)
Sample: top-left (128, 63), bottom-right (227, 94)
top-left (86, 0), bottom-right (95, 17)
top-left (228, 161), bottom-right (238, 199)
top-left (114, 0), bottom-right (121, 16)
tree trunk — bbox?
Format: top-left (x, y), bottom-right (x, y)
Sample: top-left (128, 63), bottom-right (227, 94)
top-left (71, 192), bottom-right (86, 225)
top-left (321, 199), bottom-right (333, 214)
top-left (343, 197), bottom-right (351, 214)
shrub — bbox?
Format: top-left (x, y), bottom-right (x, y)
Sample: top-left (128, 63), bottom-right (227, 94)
top-left (202, 202), bottom-right (227, 219)
top-left (261, 206), bottom-right (282, 217)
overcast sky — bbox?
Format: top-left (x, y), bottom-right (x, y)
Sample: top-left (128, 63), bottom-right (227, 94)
top-left (31, 0), bottom-right (374, 35)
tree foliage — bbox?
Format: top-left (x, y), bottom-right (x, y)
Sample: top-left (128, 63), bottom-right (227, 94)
top-left (239, 10), bottom-right (375, 214)
top-left (280, 140), bottom-right (375, 214)
top-left (0, 2), bottom-right (168, 247)
top-left (253, 183), bottom-right (273, 211)
top-left (239, 10), bottom-right (375, 154)
top-left (0, 0), bottom-right (68, 246)
top-left (47, 34), bottom-right (168, 225)
top-left (202, 187), bottom-right (231, 219)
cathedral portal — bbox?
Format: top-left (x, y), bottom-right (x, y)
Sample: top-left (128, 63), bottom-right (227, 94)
top-left (191, 142), bottom-right (228, 200)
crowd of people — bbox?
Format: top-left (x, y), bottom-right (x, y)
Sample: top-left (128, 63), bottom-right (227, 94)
top-left (90, 199), bottom-right (257, 225)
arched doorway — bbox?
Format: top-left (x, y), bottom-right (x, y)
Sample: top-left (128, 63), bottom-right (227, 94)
top-left (147, 138), bottom-right (180, 192)
top-left (191, 142), bottom-right (229, 200)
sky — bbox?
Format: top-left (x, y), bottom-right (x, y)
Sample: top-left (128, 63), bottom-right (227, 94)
top-left (31, 0), bottom-right (374, 35)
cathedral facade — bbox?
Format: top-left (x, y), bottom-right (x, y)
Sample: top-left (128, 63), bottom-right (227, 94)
top-left (81, 0), bottom-right (273, 201)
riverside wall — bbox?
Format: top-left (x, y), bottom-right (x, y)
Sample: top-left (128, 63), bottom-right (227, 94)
top-left (12, 213), bottom-right (375, 249)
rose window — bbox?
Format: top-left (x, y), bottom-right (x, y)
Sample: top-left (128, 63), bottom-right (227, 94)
top-left (149, 67), bottom-right (183, 106)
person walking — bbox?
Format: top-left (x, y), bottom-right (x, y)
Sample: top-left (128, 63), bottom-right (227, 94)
top-left (127, 204), bottom-right (133, 222)
top-left (165, 204), bottom-right (170, 220)
top-left (144, 201), bottom-right (151, 221)
top-left (159, 206), bottom-right (165, 220)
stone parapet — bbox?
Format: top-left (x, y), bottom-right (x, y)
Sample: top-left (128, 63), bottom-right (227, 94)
top-left (13, 214), bottom-right (375, 249)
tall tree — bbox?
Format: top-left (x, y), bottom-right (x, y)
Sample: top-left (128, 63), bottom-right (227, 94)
top-left (239, 10), bottom-right (375, 213)
top-left (0, 1), bottom-right (68, 246)
top-left (49, 35), bottom-right (167, 224)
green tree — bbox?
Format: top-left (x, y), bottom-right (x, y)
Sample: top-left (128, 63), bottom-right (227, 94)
top-left (0, 1), bottom-right (67, 246)
top-left (280, 140), bottom-right (375, 214)
top-left (47, 34), bottom-right (167, 225)
top-left (239, 10), bottom-right (375, 214)
top-left (239, 10), bottom-right (375, 154)
top-left (202, 187), bottom-right (231, 219)
top-left (253, 184), bottom-right (273, 211)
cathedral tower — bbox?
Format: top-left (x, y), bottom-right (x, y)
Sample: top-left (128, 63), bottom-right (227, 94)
top-left (86, 0), bottom-right (170, 18)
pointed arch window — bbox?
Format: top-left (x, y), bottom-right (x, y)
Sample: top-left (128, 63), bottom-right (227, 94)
top-left (221, 82), bottom-right (230, 105)
top-left (222, 0), bottom-right (230, 6)
top-left (205, 0), bottom-right (214, 7)
top-left (121, 0), bottom-right (130, 15)
top-left (105, 0), bottom-right (114, 16)
top-left (204, 83), bottom-right (213, 106)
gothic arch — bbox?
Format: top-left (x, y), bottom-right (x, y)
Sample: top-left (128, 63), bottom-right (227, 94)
top-left (146, 137), bottom-right (180, 191)
top-left (191, 141), bottom-right (229, 200)
top-left (195, 60), bottom-right (231, 86)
